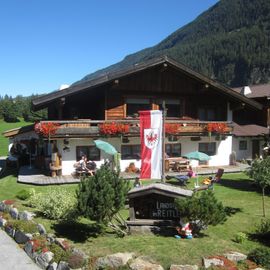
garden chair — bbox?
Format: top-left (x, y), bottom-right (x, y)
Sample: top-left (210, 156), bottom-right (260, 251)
top-left (213, 168), bottom-right (224, 183)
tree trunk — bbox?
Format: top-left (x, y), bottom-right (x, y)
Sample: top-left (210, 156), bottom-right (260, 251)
top-left (262, 187), bottom-right (266, 217)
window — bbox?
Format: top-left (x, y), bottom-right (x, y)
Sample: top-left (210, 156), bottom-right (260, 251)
top-left (121, 145), bottom-right (141, 160)
top-left (165, 144), bottom-right (181, 157)
top-left (126, 98), bottom-right (151, 117)
top-left (199, 142), bottom-right (216, 156)
top-left (198, 107), bottom-right (216, 121)
top-left (158, 99), bottom-right (182, 117)
top-left (239, 140), bottom-right (247, 150)
top-left (76, 146), bottom-right (100, 161)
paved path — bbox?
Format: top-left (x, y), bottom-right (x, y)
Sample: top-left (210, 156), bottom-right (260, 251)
top-left (0, 230), bottom-right (40, 270)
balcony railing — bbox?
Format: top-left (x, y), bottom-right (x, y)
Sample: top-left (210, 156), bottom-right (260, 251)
top-left (39, 119), bottom-right (232, 138)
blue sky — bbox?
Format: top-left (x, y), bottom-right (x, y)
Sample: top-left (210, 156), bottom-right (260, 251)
top-left (0, 0), bottom-right (218, 97)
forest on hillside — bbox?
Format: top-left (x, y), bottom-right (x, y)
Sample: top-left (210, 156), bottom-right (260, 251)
top-left (1, 0), bottom-right (270, 124)
top-left (0, 95), bottom-right (47, 123)
top-left (77, 0), bottom-right (270, 88)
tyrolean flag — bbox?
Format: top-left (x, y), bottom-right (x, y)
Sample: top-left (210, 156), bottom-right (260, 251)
top-left (139, 110), bottom-right (163, 179)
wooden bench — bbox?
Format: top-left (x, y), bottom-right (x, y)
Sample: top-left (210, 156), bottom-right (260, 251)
top-left (165, 158), bottom-right (190, 172)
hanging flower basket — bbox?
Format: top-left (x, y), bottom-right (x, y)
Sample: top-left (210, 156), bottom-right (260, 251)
top-left (206, 123), bottom-right (228, 136)
top-left (165, 123), bottom-right (181, 135)
top-left (34, 122), bottom-right (60, 138)
top-left (99, 122), bottom-right (130, 136)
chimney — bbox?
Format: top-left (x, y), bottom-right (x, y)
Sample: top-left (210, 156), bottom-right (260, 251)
top-left (59, 84), bottom-right (70, 90)
top-left (240, 86), bottom-right (252, 96)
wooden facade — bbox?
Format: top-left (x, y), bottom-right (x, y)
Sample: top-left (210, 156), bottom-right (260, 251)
top-left (32, 56), bottom-right (262, 127)
top-left (46, 64), bottom-right (241, 122)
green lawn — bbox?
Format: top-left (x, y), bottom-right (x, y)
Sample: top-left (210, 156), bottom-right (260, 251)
top-left (0, 119), bottom-right (33, 156)
top-left (0, 170), bottom-right (269, 269)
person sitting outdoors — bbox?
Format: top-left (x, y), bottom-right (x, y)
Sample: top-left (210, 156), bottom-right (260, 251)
top-left (74, 155), bottom-right (95, 176)
top-left (85, 157), bottom-right (96, 176)
top-left (173, 165), bottom-right (195, 185)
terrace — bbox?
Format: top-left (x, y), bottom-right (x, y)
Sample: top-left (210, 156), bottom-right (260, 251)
top-left (39, 119), bottom-right (232, 139)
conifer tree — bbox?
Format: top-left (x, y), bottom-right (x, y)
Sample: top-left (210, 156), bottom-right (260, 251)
top-left (175, 190), bottom-right (227, 235)
top-left (77, 164), bottom-right (129, 233)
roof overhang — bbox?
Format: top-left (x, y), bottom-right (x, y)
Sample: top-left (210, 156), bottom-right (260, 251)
top-left (2, 125), bottom-right (35, 138)
top-left (32, 56), bottom-right (263, 111)
top-left (232, 123), bottom-right (269, 137)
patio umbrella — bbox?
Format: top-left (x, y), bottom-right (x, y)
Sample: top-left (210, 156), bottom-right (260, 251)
top-left (183, 151), bottom-right (211, 187)
top-left (184, 151), bottom-right (211, 161)
top-left (94, 140), bottom-right (117, 155)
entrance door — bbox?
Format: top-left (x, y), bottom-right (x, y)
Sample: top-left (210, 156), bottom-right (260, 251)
top-left (252, 140), bottom-right (260, 159)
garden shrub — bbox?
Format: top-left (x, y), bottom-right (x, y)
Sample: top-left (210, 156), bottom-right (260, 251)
top-left (175, 190), bottom-right (227, 235)
top-left (67, 253), bottom-right (85, 269)
top-left (49, 243), bottom-right (70, 263)
top-left (248, 247), bottom-right (270, 269)
top-left (0, 211), bottom-right (11, 220)
top-left (237, 260), bottom-right (258, 270)
top-left (77, 164), bottom-right (129, 225)
top-left (234, 232), bottom-right (247, 243)
top-left (255, 218), bottom-right (270, 235)
top-left (31, 235), bottom-right (50, 253)
top-left (6, 220), bottom-right (38, 234)
top-left (27, 192), bottom-right (43, 208)
top-left (16, 189), bottom-right (35, 200)
top-left (27, 189), bottom-right (77, 220)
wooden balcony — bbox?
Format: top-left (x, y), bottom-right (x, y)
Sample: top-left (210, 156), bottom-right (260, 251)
top-left (40, 119), bottom-right (232, 138)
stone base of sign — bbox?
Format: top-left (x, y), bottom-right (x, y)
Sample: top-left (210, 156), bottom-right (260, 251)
top-left (127, 219), bottom-right (177, 235)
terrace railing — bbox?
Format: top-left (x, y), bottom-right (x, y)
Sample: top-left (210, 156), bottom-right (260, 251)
top-left (40, 119), bottom-right (232, 138)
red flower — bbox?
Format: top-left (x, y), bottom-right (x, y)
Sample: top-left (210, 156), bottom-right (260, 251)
top-left (42, 247), bottom-right (49, 253)
top-left (35, 122), bottom-right (60, 137)
top-left (31, 238), bottom-right (48, 253)
top-left (165, 123), bottom-right (180, 134)
top-left (3, 200), bottom-right (15, 205)
top-left (99, 122), bottom-right (130, 135)
top-left (206, 123), bottom-right (227, 134)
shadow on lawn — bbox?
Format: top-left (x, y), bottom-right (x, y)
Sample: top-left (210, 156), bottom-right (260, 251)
top-left (52, 220), bottom-right (103, 243)
top-left (0, 166), bottom-right (18, 179)
top-left (224, 206), bottom-right (242, 216)
top-left (249, 232), bottom-right (270, 248)
top-left (219, 178), bottom-right (260, 193)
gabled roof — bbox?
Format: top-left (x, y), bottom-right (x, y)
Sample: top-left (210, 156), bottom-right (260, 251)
top-left (233, 84), bottom-right (270, 99)
top-left (32, 55), bottom-right (263, 111)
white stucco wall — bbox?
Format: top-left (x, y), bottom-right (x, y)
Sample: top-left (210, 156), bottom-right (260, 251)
top-left (57, 135), bottom-right (232, 176)
top-left (232, 137), bottom-right (265, 161)
top-left (180, 136), bottom-right (232, 167)
top-left (58, 137), bottom-right (142, 175)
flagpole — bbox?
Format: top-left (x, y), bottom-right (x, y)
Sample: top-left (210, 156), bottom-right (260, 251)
top-left (162, 101), bottom-right (166, 183)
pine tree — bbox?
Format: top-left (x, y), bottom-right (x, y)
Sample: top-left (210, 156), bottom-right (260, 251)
top-left (77, 164), bottom-right (129, 233)
top-left (175, 190), bottom-right (227, 235)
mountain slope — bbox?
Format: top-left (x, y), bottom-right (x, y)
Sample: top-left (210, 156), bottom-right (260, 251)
top-left (77, 0), bottom-right (270, 87)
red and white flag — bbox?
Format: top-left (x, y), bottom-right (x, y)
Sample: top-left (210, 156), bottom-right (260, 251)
top-left (139, 110), bottom-right (163, 179)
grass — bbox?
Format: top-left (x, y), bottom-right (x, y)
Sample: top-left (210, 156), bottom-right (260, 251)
top-left (0, 119), bottom-right (33, 156)
top-left (0, 170), bottom-right (269, 269)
